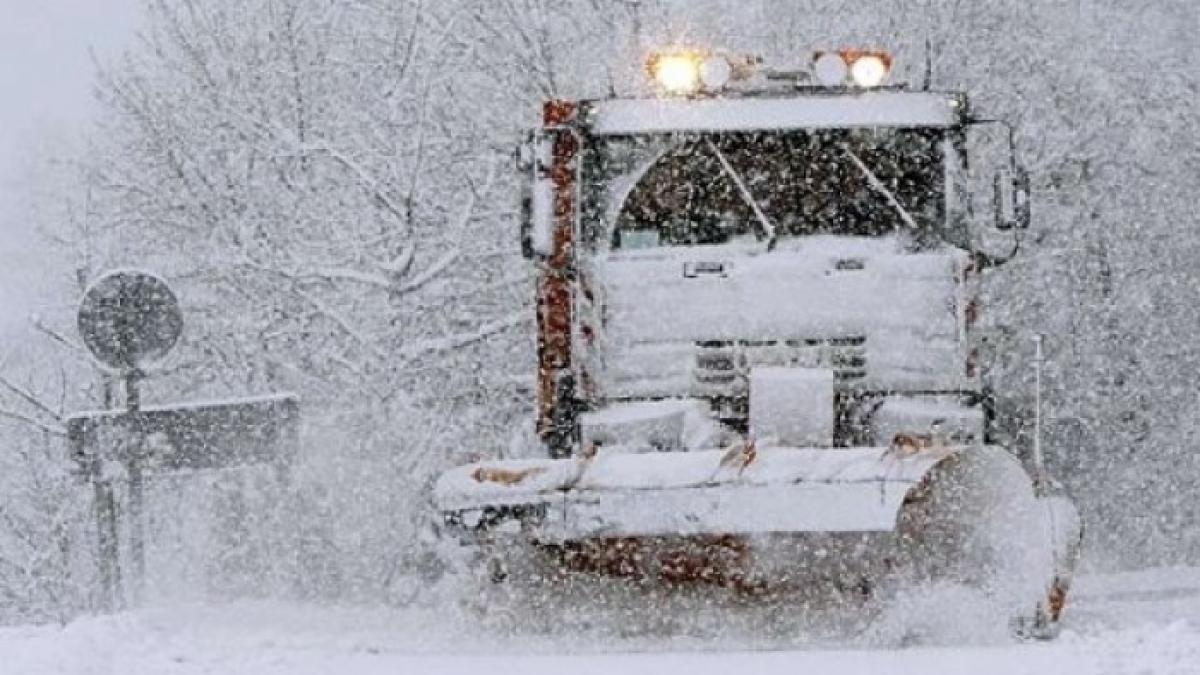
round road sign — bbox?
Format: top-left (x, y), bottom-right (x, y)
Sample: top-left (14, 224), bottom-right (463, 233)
top-left (78, 270), bottom-right (183, 370)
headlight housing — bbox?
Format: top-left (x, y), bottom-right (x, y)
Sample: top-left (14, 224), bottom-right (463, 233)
top-left (813, 52), bottom-right (849, 86)
top-left (812, 50), bottom-right (893, 88)
top-left (698, 55), bottom-right (732, 90)
top-left (646, 51), bottom-right (750, 96)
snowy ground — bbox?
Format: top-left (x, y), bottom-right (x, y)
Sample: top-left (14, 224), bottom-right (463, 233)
top-left (4, 567), bottom-right (1200, 675)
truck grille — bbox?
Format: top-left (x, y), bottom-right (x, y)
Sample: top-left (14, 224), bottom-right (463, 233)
top-left (692, 336), bottom-right (867, 398)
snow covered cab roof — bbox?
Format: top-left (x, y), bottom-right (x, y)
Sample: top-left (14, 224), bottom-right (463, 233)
top-left (580, 91), bottom-right (964, 136)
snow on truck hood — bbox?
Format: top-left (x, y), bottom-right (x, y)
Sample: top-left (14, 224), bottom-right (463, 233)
top-left (587, 238), bottom-right (974, 398)
top-left (596, 237), bottom-right (962, 342)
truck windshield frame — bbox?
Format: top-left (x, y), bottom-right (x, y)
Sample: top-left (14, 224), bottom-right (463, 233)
top-left (580, 127), bottom-right (950, 252)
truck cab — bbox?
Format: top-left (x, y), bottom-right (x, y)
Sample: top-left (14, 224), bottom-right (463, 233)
top-left (519, 50), bottom-right (1030, 458)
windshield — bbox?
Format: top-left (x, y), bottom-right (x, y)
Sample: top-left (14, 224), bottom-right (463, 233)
top-left (583, 128), bottom-right (948, 251)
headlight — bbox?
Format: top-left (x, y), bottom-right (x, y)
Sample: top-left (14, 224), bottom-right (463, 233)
top-left (649, 53), bottom-right (701, 95)
top-left (813, 52), bottom-right (849, 86)
top-left (698, 55), bottom-right (732, 90)
top-left (850, 54), bottom-right (889, 88)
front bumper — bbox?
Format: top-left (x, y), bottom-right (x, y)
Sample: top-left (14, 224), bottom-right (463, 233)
top-left (436, 445), bottom-right (962, 542)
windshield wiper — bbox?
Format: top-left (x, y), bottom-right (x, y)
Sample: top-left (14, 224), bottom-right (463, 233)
top-left (704, 138), bottom-right (778, 251)
top-left (839, 143), bottom-right (920, 231)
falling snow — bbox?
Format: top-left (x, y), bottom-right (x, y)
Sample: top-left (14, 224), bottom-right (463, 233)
top-left (1, 1), bottom-right (1199, 673)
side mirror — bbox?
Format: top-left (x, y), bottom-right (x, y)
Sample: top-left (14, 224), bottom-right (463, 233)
top-left (992, 166), bottom-right (1031, 231)
top-left (993, 169), bottom-right (1015, 230)
top-left (1014, 166), bottom-right (1031, 230)
top-left (967, 119), bottom-right (1031, 233)
top-left (516, 130), bottom-right (556, 260)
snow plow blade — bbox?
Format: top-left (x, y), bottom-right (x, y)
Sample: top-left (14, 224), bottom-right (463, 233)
top-left (435, 445), bottom-right (960, 542)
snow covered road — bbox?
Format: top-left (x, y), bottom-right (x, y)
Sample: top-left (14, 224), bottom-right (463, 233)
top-left (4, 567), bottom-right (1200, 675)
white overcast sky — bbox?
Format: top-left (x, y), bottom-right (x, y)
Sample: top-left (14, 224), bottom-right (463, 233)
top-left (0, 0), bottom-right (141, 336)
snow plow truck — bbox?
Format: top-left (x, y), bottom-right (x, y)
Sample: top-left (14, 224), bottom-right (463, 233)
top-left (435, 49), bottom-right (1082, 638)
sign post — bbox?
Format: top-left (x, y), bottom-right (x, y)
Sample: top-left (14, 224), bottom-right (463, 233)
top-left (71, 270), bottom-right (299, 610)
top-left (77, 270), bottom-right (182, 607)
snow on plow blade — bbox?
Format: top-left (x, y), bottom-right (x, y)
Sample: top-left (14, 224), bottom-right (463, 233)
top-left (435, 445), bottom-right (961, 541)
